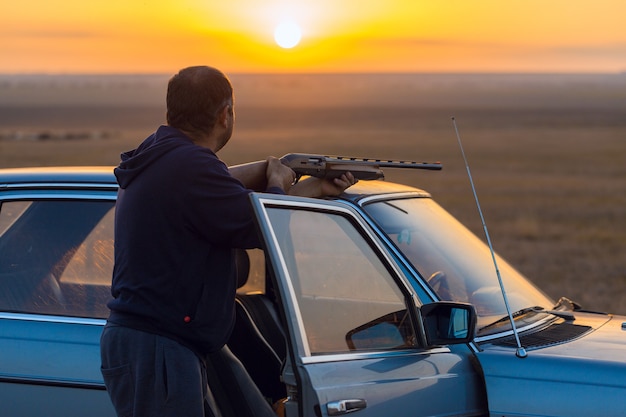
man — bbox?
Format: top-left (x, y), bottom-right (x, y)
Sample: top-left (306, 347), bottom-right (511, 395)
top-left (100, 66), bottom-right (355, 417)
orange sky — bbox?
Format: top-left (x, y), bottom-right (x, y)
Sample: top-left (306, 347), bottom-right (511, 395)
top-left (2, 0), bottom-right (626, 74)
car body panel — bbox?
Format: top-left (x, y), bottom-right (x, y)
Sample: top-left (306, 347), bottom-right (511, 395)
top-left (300, 347), bottom-right (485, 417)
top-left (0, 314), bottom-right (105, 385)
top-left (1, 382), bottom-right (113, 417)
top-left (477, 313), bottom-right (626, 417)
top-left (0, 314), bottom-right (115, 417)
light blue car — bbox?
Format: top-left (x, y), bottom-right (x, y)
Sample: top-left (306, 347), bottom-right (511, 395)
top-left (1, 167), bottom-right (625, 417)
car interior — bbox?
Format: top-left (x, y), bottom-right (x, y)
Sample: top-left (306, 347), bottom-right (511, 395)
top-left (0, 200), bottom-right (113, 318)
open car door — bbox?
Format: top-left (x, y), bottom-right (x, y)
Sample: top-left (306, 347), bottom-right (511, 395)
top-left (249, 193), bottom-right (485, 417)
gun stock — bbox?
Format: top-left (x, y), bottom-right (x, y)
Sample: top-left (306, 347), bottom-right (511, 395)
top-left (280, 153), bottom-right (442, 181)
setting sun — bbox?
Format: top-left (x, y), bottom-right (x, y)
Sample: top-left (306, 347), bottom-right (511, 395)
top-left (1, 0), bottom-right (626, 73)
top-left (274, 20), bottom-right (302, 49)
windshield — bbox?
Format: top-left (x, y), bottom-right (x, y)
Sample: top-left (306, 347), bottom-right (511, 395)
top-left (363, 197), bottom-right (554, 332)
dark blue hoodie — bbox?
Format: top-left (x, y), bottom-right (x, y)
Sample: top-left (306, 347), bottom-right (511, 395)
top-left (107, 125), bottom-right (274, 357)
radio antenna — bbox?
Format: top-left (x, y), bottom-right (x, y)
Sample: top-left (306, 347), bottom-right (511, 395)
top-left (451, 117), bottom-right (527, 359)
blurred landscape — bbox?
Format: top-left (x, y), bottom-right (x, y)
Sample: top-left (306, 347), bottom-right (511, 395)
top-left (1, 73), bottom-right (624, 313)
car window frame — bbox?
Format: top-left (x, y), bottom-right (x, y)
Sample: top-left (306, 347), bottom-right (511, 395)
top-left (249, 192), bottom-right (427, 362)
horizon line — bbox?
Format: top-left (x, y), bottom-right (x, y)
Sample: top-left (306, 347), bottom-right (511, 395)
top-left (1, 70), bottom-right (625, 77)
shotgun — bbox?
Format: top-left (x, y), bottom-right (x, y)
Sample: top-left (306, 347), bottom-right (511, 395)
top-left (280, 153), bottom-right (442, 182)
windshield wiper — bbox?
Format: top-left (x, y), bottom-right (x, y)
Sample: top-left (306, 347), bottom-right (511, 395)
top-left (479, 305), bottom-right (575, 333)
top-left (479, 306), bottom-right (545, 332)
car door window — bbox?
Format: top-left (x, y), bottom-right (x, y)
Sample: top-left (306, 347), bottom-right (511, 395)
top-left (0, 200), bottom-right (114, 318)
top-left (266, 207), bottom-right (417, 355)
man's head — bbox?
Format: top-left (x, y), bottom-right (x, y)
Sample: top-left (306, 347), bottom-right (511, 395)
top-left (166, 66), bottom-right (234, 150)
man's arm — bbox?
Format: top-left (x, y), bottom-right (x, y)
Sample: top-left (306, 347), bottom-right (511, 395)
top-left (229, 157), bottom-right (295, 193)
top-left (229, 160), bottom-right (268, 191)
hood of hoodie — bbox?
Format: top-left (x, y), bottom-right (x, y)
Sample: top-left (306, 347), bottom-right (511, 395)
top-left (115, 125), bottom-right (196, 189)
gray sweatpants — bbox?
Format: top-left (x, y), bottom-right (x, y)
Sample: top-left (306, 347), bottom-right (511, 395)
top-left (100, 323), bottom-right (221, 417)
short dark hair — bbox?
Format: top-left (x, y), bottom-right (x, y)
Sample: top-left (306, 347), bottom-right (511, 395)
top-left (166, 66), bottom-right (233, 135)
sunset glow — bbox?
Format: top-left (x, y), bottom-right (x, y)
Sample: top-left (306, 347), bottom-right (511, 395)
top-left (2, 0), bottom-right (626, 74)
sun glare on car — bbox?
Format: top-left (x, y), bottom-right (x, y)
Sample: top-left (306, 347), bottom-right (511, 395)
top-left (274, 20), bottom-right (302, 49)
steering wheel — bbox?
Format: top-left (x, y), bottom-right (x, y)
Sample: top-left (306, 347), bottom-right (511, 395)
top-left (427, 271), bottom-right (452, 301)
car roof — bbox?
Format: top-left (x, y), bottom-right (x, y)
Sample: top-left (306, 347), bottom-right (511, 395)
top-left (0, 166), bottom-right (117, 187)
top-left (338, 179), bottom-right (431, 204)
top-left (0, 166), bottom-right (430, 201)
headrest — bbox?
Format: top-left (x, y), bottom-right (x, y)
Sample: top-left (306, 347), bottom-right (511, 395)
top-left (234, 249), bottom-right (250, 289)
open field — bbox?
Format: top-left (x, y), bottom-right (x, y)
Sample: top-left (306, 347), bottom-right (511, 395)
top-left (1, 73), bottom-right (625, 313)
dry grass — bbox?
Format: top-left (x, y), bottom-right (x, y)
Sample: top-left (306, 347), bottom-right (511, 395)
top-left (1, 74), bottom-right (624, 314)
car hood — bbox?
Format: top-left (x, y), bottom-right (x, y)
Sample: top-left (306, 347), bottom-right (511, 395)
top-left (476, 312), bottom-right (626, 417)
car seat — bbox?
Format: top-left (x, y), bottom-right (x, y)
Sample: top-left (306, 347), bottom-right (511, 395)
top-left (228, 249), bottom-right (288, 405)
top-left (205, 345), bottom-right (278, 417)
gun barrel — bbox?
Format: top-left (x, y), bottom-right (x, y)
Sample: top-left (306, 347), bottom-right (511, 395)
top-left (327, 156), bottom-right (442, 170)
top-left (280, 153), bottom-right (442, 181)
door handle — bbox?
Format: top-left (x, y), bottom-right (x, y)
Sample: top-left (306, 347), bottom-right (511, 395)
top-left (327, 399), bottom-right (367, 415)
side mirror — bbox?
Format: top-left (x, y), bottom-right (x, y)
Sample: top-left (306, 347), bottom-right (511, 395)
top-left (420, 302), bottom-right (476, 347)
top-left (345, 310), bottom-right (415, 351)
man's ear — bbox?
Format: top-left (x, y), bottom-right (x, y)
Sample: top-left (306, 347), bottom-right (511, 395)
top-left (217, 104), bottom-right (231, 128)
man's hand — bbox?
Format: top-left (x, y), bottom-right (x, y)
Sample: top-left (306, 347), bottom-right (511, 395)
top-left (290, 172), bottom-right (357, 198)
top-left (230, 157), bottom-right (356, 196)
top-left (265, 156), bottom-right (296, 193)
top-left (319, 172), bottom-right (357, 196)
